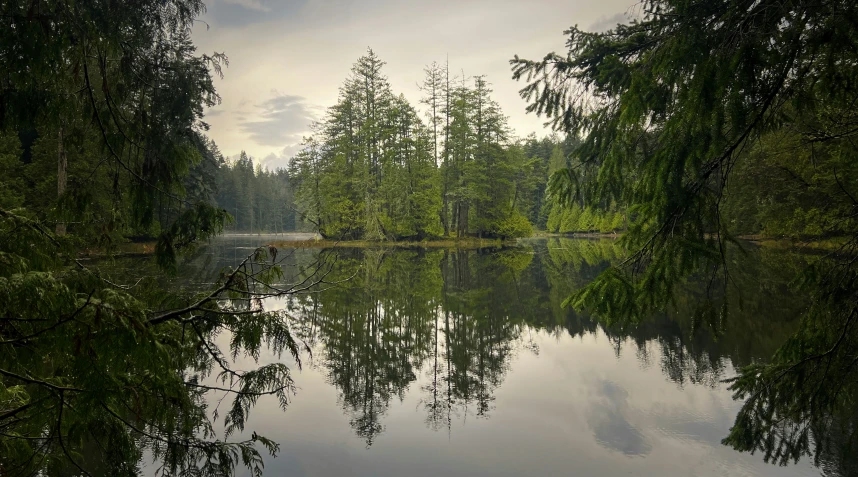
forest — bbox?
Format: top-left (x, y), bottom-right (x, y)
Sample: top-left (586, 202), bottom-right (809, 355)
top-left (214, 50), bottom-right (631, 240)
top-left (215, 152), bottom-right (296, 233)
top-left (288, 50), bottom-right (633, 240)
top-left (1, 0), bottom-right (857, 476)
top-left (205, 44), bottom-right (849, 242)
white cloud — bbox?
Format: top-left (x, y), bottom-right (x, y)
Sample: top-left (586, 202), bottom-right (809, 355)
top-left (260, 143), bottom-right (305, 170)
top-left (239, 92), bottom-right (317, 147)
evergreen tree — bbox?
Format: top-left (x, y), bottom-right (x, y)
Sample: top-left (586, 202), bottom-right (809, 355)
top-left (215, 153), bottom-right (297, 234)
top-left (440, 75), bottom-right (532, 238)
top-left (513, 0), bottom-right (858, 465)
top-left (294, 49), bottom-right (442, 240)
top-left (0, 1), bottom-right (313, 474)
top-left (420, 62), bottom-right (445, 167)
top-left (291, 53), bottom-right (539, 240)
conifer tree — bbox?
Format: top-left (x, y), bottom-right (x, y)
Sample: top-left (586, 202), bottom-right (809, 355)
top-left (420, 62), bottom-right (445, 167)
top-left (442, 58), bottom-right (453, 235)
top-left (294, 49), bottom-right (442, 240)
top-left (0, 1), bottom-right (316, 474)
top-left (513, 0), bottom-right (858, 465)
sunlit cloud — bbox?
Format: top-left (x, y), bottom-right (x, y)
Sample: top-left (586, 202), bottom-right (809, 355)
top-left (238, 93), bottom-right (317, 147)
top-left (194, 0), bottom-right (639, 168)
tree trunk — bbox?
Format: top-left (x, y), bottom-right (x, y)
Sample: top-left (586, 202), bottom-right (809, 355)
top-left (56, 126), bottom-right (67, 236)
top-left (441, 169), bottom-right (449, 236)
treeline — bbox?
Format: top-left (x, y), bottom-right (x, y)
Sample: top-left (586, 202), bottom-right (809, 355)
top-left (289, 49), bottom-right (620, 240)
top-left (539, 139), bottom-right (628, 235)
top-left (0, 126), bottom-right (301, 239)
top-left (285, 49), bottom-right (858, 243)
top-left (214, 152), bottom-right (298, 233)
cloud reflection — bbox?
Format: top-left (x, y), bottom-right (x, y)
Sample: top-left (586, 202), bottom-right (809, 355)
top-left (587, 380), bottom-right (652, 457)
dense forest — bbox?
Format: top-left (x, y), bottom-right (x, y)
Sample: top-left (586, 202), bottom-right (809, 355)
top-left (288, 50), bottom-right (629, 240)
top-left (0, 1), bottom-right (304, 474)
top-left (215, 152), bottom-right (297, 233)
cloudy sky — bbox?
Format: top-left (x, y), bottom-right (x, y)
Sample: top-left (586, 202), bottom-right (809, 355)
top-left (192, 0), bottom-right (638, 169)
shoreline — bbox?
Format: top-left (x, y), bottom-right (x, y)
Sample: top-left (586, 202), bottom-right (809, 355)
top-left (269, 237), bottom-right (511, 249)
top-left (74, 232), bottom-right (851, 257)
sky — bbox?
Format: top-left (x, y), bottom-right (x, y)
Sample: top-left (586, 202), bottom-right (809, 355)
top-left (192, 0), bottom-right (640, 170)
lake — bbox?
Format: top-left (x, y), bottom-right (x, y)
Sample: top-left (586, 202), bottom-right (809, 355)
top-left (161, 235), bottom-right (839, 477)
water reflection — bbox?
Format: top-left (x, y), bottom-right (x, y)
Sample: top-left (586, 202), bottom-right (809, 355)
top-left (271, 239), bottom-right (804, 446)
top-left (587, 380), bottom-right (652, 456)
top-left (177, 236), bottom-right (838, 476)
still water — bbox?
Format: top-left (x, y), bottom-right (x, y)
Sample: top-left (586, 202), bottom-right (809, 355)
top-left (168, 235), bottom-right (833, 477)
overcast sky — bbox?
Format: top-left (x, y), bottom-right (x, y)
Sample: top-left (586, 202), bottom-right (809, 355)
top-left (192, 0), bottom-right (639, 169)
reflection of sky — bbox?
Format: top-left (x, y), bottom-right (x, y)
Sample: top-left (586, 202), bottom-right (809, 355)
top-left (587, 380), bottom-right (652, 456)
top-left (176, 237), bottom-right (820, 477)
top-left (211, 325), bottom-right (818, 477)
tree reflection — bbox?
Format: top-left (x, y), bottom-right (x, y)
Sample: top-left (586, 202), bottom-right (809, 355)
top-left (282, 239), bottom-right (850, 470)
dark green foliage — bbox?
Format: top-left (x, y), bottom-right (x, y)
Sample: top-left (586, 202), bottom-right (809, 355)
top-left (155, 201), bottom-right (231, 271)
top-left (512, 0), bottom-right (858, 466)
top-left (215, 152), bottom-right (298, 234)
top-left (291, 49), bottom-right (442, 240)
top-left (1, 0), bottom-right (229, 254)
top-left (1, 209), bottom-right (312, 476)
top-left (0, 133), bottom-right (25, 209)
top-left (722, 125), bottom-right (858, 238)
top-left (292, 51), bottom-right (542, 241)
top-left (0, 1), bottom-right (312, 474)
top-left (441, 75), bottom-right (537, 238)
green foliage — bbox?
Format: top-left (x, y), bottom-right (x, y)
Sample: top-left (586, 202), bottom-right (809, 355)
top-left (722, 126), bottom-right (858, 238)
top-left (547, 202), bottom-right (623, 235)
top-left (494, 211), bottom-right (533, 238)
top-left (0, 132), bottom-right (24, 209)
top-left (560, 205), bottom-right (584, 233)
top-left (156, 202), bottom-right (231, 272)
top-left (513, 0), bottom-right (858, 466)
top-left (1, 0), bottom-right (231, 258)
top-left (293, 53), bottom-right (542, 240)
top-left (216, 152), bottom-right (299, 234)
top-left (442, 75), bottom-right (533, 238)
top-left (545, 204), bottom-right (561, 232)
top-left (0, 208), bottom-right (312, 476)
top-left (0, 1), bottom-right (311, 474)
top-left (291, 50), bottom-right (442, 241)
